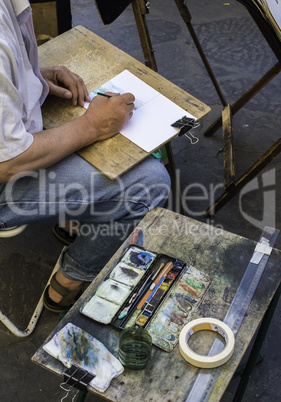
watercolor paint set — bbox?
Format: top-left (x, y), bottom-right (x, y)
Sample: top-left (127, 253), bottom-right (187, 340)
top-left (80, 245), bottom-right (211, 352)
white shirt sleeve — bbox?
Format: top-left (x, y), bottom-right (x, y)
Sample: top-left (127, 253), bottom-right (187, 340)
top-left (0, 38), bottom-right (34, 162)
top-left (0, 1), bottom-right (46, 163)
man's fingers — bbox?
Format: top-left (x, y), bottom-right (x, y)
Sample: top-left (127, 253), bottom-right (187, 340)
top-left (76, 79), bottom-right (89, 107)
top-left (48, 81), bottom-right (72, 99)
top-left (121, 92), bottom-right (135, 104)
top-left (55, 68), bottom-right (89, 106)
top-left (71, 72), bottom-right (90, 106)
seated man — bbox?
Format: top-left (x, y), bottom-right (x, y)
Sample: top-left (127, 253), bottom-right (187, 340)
top-left (0, 0), bottom-right (171, 312)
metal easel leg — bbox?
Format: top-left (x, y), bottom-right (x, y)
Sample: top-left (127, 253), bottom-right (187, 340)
top-left (233, 281), bottom-right (281, 401)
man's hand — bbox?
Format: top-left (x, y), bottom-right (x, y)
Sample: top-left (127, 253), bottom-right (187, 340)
top-left (0, 89), bottom-right (135, 182)
top-left (40, 66), bottom-right (91, 107)
top-left (84, 92), bottom-right (135, 141)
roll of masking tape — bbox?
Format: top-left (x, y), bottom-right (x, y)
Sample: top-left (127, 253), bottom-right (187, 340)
top-left (179, 317), bottom-right (235, 368)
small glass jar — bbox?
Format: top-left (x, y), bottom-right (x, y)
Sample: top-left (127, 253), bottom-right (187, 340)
top-left (118, 326), bottom-right (152, 370)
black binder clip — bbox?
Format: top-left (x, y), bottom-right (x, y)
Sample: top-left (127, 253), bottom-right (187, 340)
top-left (171, 116), bottom-right (199, 144)
top-left (171, 116), bottom-right (195, 136)
top-left (60, 365), bottom-right (95, 401)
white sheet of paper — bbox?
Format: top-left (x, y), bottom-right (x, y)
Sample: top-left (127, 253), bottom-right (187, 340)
top-left (264, 0), bottom-right (281, 30)
top-left (84, 70), bottom-right (196, 153)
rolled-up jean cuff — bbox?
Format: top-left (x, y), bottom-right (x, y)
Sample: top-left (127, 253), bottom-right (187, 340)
top-left (59, 247), bottom-right (102, 282)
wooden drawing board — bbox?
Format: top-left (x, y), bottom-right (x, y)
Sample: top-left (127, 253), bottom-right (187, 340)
top-left (38, 25), bottom-right (210, 179)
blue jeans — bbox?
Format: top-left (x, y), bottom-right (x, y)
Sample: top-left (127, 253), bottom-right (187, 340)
top-left (0, 154), bottom-right (170, 281)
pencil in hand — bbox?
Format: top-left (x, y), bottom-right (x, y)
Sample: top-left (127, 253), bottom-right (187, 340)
top-left (97, 92), bottom-right (112, 98)
top-left (97, 92), bottom-right (136, 109)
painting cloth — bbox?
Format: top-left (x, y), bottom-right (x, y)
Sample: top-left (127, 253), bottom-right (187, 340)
top-left (43, 323), bottom-right (124, 392)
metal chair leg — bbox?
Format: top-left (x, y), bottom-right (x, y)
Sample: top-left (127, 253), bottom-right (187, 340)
top-left (0, 225), bottom-right (59, 337)
top-left (0, 264), bottom-right (58, 337)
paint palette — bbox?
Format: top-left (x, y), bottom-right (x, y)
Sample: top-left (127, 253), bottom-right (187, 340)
top-left (80, 245), bottom-right (211, 352)
top-left (81, 246), bottom-right (157, 324)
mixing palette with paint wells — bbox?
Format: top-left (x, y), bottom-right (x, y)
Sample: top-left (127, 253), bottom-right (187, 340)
top-left (80, 245), bottom-right (211, 352)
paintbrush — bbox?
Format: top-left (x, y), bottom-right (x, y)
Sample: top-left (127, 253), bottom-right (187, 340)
top-left (118, 262), bottom-right (165, 326)
top-left (117, 271), bottom-right (154, 319)
top-left (118, 291), bottom-right (140, 319)
top-left (136, 261), bottom-right (174, 310)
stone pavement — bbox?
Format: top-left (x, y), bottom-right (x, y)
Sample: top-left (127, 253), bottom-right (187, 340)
top-left (1, 0), bottom-right (281, 400)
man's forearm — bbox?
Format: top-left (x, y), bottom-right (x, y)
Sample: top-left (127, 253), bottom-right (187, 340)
top-left (0, 115), bottom-right (96, 183)
top-left (0, 91), bottom-right (135, 183)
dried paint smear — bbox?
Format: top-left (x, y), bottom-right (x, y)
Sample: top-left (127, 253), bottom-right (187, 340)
top-left (81, 295), bottom-right (122, 324)
top-left (110, 262), bottom-right (144, 286)
top-left (147, 264), bottom-right (211, 352)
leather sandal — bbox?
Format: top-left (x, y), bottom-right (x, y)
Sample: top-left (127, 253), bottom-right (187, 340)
top-left (43, 274), bottom-right (89, 313)
top-left (52, 224), bottom-right (77, 245)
